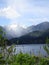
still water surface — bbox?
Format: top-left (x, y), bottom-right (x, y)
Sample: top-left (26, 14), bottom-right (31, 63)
top-left (15, 44), bottom-right (48, 57)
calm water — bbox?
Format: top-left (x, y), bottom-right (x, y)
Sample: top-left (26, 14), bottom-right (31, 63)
top-left (0, 44), bottom-right (48, 57)
top-left (15, 44), bottom-right (48, 57)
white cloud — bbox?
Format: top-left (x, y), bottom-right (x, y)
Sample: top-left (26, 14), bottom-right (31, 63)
top-left (29, 18), bottom-right (48, 22)
top-left (0, 0), bottom-right (49, 26)
top-left (29, 18), bottom-right (49, 25)
top-left (0, 0), bottom-right (27, 19)
top-left (23, 5), bottom-right (49, 17)
top-left (4, 0), bottom-right (27, 13)
top-left (1, 0), bottom-right (49, 18)
top-left (9, 20), bottom-right (27, 28)
top-left (0, 6), bottom-right (21, 19)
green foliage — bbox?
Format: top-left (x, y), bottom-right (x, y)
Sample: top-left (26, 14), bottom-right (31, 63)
top-left (0, 28), bottom-right (16, 65)
top-left (44, 37), bottom-right (49, 55)
top-left (46, 37), bottom-right (49, 44)
top-left (7, 53), bottom-right (49, 65)
top-left (44, 45), bottom-right (49, 55)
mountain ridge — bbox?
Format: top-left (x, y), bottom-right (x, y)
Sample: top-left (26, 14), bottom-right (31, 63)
top-left (0, 21), bottom-right (49, 40)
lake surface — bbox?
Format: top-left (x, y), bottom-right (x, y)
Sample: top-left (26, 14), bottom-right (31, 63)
top-left (15, 44), bottom-right (48, 57)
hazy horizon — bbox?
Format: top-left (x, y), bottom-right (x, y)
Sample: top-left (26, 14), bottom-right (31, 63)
top-left (0, 0), bottom-right (49, 28)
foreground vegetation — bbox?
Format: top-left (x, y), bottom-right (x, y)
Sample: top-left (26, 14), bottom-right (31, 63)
top-left (0, 52), bottom-right (49, 65)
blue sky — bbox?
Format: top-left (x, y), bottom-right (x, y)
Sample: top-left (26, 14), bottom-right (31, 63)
top-left (0, 0), bottom-right (49, 27)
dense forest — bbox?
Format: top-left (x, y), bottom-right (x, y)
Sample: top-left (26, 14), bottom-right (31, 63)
top-left (9, 29), bottom-right (49, 45)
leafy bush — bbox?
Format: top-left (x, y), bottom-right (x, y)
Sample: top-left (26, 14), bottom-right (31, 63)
top-left (9, 53), bottom-right (49, 65)
top-left (0, 28), bottom-right (16, 65)
top-left (44, 37), bottom-right (49, 55)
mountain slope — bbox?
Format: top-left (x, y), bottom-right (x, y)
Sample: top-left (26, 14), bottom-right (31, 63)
top-left (27, 22), bottom-right (49, 32)
top-left (0, 22), bottom-right (49, 40)
top-left (9, 28), bottom-right (49, 44)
